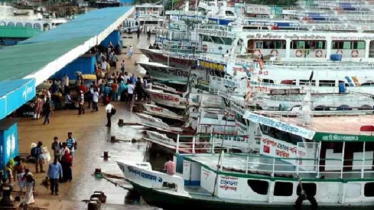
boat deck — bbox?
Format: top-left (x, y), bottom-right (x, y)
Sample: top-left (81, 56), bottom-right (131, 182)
top-left (186, 154), bottom-right (374, 179)
top-left (255, 111), bottom-right (374, 135)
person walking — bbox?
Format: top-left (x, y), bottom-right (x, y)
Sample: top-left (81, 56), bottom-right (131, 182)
top-left (136, 27), bottom-right (141, 39)
top-left (147, 29), bottom-right (151, 40)
top-left (51, 137), bottom-right (62, 162)
top-left (13, 159), bottom-right (27, 194)
top-left (111, 81), bottom-right (118, 101)
top-left (120, 60), bottom-right (125, 74)
top-left (32, 141), bottom-right (45, 173)
top-left (87, 85), bottom-right (94, 109)
top-left (60, 150), bottom-right (73, 182)
top-left (127, 81), bottom-right (134, 103)
top-left (78, 90), bottom-right (85, 115)
top-left (92, 89), bottom-right (99, 112)
top-left (66, 132), bottom-right (76, 157)
top-left (127, 45), bottom-right (133, 59)
top-left (33, 97), bottom-right (43, 120)
top-left (24, 169), bottom-right (35, 204)
top-left (42, 99), bottom-right (51, 125)
top-left (105, 102), bottom-right (115, 127)
top-left (47, 159), bottom-right (63, 195)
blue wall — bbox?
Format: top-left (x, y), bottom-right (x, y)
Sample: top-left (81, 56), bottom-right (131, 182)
top-left (0, 121), bottom-right (19, 170)
top-left (51, 55), bottom-right (96, 80)
top-left (100, 30), bottom-right (120, 47)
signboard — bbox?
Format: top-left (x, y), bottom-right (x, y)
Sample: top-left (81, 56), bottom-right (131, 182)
top-left (313, 132), bottom-right (374, 142)
top-left (261, 135), bottom-right (307, 159)
top-left (219, 176), bottom-right (238, 191)
top-left (199, 60), bottom-right (226, 72)
top-left (246, 4), bottom-right (270, 14)
top-left (195, 29), bottom-right (234, 37)
top-left (243, 112), bottom-right (315, 139)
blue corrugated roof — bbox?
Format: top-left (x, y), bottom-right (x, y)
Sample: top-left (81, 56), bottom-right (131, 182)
top-left (21, 7), bottom-right (132, 45)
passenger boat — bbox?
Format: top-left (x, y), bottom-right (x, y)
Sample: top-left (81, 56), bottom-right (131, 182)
top-left (142, 103), bottom-right (185, 123)
top-left (122, 3), bottom-right (164, 33)
top-left (135, 113), bottom-right (184, 133)
top-left (118, 91), bottom-right (374, 209)
top-left (13, 10), bottom-right (29, 16)
top-left (146, 89), bottom-right (187, 110)
top-left (138, 62), bottom-right (206, 85)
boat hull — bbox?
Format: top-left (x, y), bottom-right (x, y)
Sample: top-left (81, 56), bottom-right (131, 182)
top-left (130, 181), bottom-right (374, 210)
top-left (139, 49), bottom-right (197, 69)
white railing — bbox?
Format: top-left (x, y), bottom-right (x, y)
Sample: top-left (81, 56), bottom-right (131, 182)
top-left (217, 153), bottom-right (374, 180)
top-left (175, 133), bottom-right (252, 154)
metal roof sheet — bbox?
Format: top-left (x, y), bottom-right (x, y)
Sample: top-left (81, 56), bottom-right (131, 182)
top-left (0, 6), bottom-right (133, 83)
top-left (0, 26), bottom-right (42, 38)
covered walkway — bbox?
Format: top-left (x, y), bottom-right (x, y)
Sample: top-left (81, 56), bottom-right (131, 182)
top-left (0, 7), bottom-right (134, 119)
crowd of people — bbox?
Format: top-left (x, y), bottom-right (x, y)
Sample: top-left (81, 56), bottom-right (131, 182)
top-left (1, 132), bottom-right (76, 205)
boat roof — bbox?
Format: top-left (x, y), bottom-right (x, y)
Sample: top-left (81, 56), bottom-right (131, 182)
top-left (251, 110), bottom-right (374, 141)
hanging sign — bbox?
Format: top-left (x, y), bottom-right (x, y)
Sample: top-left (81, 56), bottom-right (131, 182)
top-left (243, 112), bottom-right (315, 139)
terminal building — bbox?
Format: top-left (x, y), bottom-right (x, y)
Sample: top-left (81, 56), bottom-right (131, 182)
top-left (0, 6), bottom-right (134, 170)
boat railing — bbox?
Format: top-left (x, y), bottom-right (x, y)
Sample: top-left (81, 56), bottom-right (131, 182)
top-left (176, 133), bottom-right (252, 154)
top-left (218, 153), bottom-right (374, 180)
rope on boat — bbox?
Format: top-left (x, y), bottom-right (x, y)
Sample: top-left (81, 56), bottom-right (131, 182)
top-left (95, 172), bottom-right (133, 191)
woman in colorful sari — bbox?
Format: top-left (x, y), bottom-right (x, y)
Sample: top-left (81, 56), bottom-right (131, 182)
top-left (24, 169), bottom-right (35, 205)
top-left (13, 159), bottom-right (27, 193)
top-left (33, 97), bottom-right (43, 120)
top-left (60, 150), bottom-right (73, 182)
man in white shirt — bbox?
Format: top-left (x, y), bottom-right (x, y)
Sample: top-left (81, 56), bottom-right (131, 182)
top-left (127, 83), bottom-right (134, 103)
top-left (105, 102), bottom-right (114, 127)
top-left (92, 89), bottom-right (99, 112)
top-left (64, 93), bottom-right (74, 110)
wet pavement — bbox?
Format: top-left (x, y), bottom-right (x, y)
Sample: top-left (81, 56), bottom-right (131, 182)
top-left (14, 33), bottom-right (162, 209)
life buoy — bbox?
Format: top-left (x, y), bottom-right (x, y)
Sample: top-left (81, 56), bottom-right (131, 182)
top-left (302, 17), bottom-right (313, 24)
top-left (351, 50), bottom-right (359, 58)
top-left (254, 50), bottom-right (261, 56)
top-left (295, 194), bottom-right (318, 210)
top-left (336, 49), bottom-right (343, 54)
top-left (295, 50), bottom-right (303, 57)
top-left (174, 97), bottom-right (179, 102)
top-left (202, 45), bottom-right (208, 52)
top-left (315, 50), bottom-right (323, 57)
top-left (270, 49), bottom-right (279, 56)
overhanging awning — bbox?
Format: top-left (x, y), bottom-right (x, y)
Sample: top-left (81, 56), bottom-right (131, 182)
top-left (0, 79), bottom-right (36, 119)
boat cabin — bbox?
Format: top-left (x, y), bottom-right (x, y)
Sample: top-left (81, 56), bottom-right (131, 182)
top-left (242, 31), bottom-right (374, 62)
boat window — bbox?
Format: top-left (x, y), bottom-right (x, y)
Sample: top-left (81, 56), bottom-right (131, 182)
top-left (291, 41), bottom-right (326, 49)
top-left (319, 80), bottom-right (335, 87)
top-left (203, 113), bottom-right (219, 119)
top-left (332, 41), bottom-right (365, 49)
top-left (299, 80), bottom-right (315, 86)
top-left (262, 79), bottom-right (274, 84)
top-left (260, 125), bottom-right (303, 145)
top-left (222, 116), bottom-right (235, 121)
top-left (222, 37), bottom-right (233, 45)
top-left (297, 183), bottom-right (316, 196)
top-left (225, 11), bottom-right (235, 16)
top-left (274, 182), bottom-right (293, 196)
top-left (254, 40), bottom-right (286, 49)
top-left (235, 113), bottom-right (246, 125)
top-left (247, 180), bottom-right (268, 195)
top-left (364, 183), bottom-right (374, 197)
